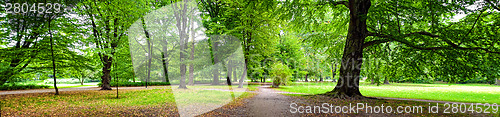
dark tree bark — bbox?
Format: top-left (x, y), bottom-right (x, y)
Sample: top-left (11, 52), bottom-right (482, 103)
top-left (141, 17), bottom-right (152, 88)
top-left (320, 74), bottom-right (324, 82)
top-left (332, 63), bottom-right (337, 82)
top-left (48, 20), bottom-right (59, 95)
top-left (161, 52), bottom-right (169, 83)
top-left (325, 0), bottom-right (371, 98)
top-left (305, 74), bottom-right (309, 82)
top-left (100, 56), bottom-right (113, 90)
top-left (227, 60), bottom-right (233, 84)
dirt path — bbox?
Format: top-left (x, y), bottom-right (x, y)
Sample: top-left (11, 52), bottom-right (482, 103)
top-left (245, 86), bottom-right (300, 117)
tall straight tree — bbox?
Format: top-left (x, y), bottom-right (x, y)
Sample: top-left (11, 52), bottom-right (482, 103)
top-left (172, 0), bottom-right (197, 89)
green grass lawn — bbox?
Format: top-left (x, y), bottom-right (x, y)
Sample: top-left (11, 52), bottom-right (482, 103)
top-left (276, 81), bottom-right (500, 104)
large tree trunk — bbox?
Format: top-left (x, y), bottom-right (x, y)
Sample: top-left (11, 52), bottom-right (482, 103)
top-left (101, 55), bottom-right (113, 90)
top-left (325, 0), bottom-right (370, 98)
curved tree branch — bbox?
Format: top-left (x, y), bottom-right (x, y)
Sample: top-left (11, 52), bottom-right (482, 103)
top-left (364, 31), bottom-right (500, 54)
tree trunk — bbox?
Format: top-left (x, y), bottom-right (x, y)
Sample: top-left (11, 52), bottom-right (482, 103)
top-left (212, 42), bottom-right (220, 85)
top-left (496, 78), bottom-right (500, 85)
top-left (332, 63), bottom-right (337, 82)
top-left (238, 66), bottom-right (247, 88)
top-left (188, 18), bottom-right (195, 85)
top-left (174, 1), bottom-right (188, 89)
top-left (232, 62), bottom-right (238, 82)
top-left (161, 52), bottom-right (169, 83)
top-left (142, 17), bottom-right (152, 88)
top-left (49, 21), bottom-right (59, 95)
top-left (320, 74), bottom-right (324, 82)
top-left (384, 77), bottom-right (390, 84)
top-left (305, 74), bottom-right (309, 82)
top-left (100, 55), bottom-right (113, 90)
top-left (325, 0), bottom-right (371, 98)
top-left (80, 77), bottom-right (84, 85)
top-left (238, 59), bottom-right (248, 88)
top-left (227, 61), bottom-right (233, 84)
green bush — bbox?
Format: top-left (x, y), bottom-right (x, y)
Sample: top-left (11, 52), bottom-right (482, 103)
top-left (97, 82), bottom-right (170, 87)
top-left (269, 62), bottom-right (292, 88)
top-left (0, 83), bottom-right (50, 90)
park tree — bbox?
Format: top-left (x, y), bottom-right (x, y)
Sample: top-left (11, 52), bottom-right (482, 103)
top-left (0, 0), bottom-right (79, 85)
top-left (284, 0), bottom-right (500, 98)
top-left (77, 0), bottom-right (146, 90)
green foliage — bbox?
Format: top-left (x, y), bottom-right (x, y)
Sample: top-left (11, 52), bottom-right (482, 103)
top-left (269, 62), bottom-right (292, 87)
top-left (97, 82), bottom-right (170, 87)
top-left (0, 83), bottom-right (50, 90)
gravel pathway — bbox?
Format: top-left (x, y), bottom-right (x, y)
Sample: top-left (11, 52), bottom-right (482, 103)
top-left (245, 86), bottom-right (301, 117)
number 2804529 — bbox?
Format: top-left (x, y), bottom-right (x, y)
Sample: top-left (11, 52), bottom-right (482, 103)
top-left (5, 3), bottom-right (67, 14)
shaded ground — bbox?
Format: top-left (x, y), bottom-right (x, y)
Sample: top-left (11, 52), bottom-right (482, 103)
top-left (1, 85), bottom-right (498, 116)
top-left (203, 85), bottom-right (496, 117)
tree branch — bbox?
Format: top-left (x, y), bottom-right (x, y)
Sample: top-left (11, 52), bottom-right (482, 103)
top-left (485, 0), bottom-right (500, 11)
top-left (364, 31), bottom-right (439, 48)
top-left (328, 0), bottom-right (348, 8)
top-left (364, 32), bottom-right (500, 54)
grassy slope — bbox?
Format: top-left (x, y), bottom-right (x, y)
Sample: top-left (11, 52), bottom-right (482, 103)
top-left (276, 81), bottom-right (500, 104)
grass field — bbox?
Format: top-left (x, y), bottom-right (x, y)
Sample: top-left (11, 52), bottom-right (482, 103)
top-left (0, 85), bottom-right (256, 116)
top-left (275, 81), bottom-right (500, 104)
